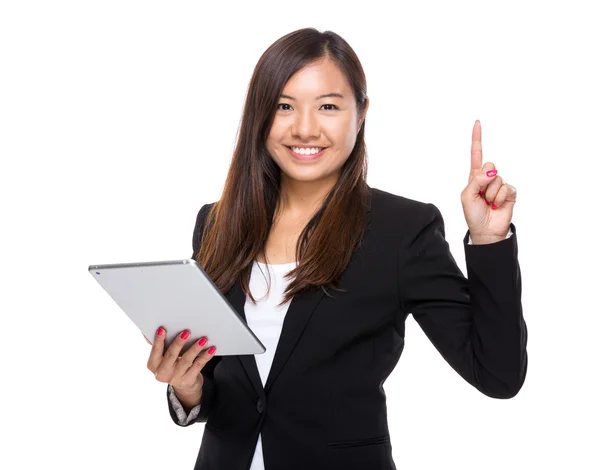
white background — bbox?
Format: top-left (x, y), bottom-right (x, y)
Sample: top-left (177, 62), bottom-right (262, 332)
top-left (1, 1), bottom-right (598, 469)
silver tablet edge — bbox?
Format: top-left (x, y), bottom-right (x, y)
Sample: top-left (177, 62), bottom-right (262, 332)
top-left (88, 259), bottom-right (267, 354)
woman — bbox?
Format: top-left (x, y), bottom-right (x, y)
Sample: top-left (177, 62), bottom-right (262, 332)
top-left (146, 28), bottom-right (527, 470)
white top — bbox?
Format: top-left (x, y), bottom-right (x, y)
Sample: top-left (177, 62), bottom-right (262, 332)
top-left (245, 260), bottom-right (297, 470)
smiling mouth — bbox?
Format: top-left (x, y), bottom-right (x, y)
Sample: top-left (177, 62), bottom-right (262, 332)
top-left (286, 146), bottom-right (326, 160)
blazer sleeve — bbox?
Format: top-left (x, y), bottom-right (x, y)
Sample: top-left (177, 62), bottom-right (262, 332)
top-left (397, 203), bottom-right (528, 399)
top-left (166, 203), bottom-right (223, 426)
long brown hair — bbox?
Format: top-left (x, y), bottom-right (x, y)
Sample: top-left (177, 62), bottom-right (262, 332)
top-left (196, 28), bottom-right (369, 305)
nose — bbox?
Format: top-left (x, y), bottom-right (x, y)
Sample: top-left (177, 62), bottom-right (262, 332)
top-left (291, 110), bottom-right (320, 141)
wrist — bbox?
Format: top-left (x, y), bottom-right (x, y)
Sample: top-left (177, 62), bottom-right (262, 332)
top-left (470, 235), bottom-right (505, 245)
top-left (172, 383), bottom-right (203, 397)
top-left (172, 385), bottom-right (203, 412)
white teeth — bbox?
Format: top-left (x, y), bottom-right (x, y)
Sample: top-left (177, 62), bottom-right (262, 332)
top-left (291, 147), bottom-right (322, 155)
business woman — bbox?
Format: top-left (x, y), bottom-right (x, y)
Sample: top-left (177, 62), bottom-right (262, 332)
top-left (146, 28), bottom-right (528, 470)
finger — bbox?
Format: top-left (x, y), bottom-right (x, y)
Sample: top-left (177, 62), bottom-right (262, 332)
top-left (159, 329), bottom-right (191, 370)
top-left (471, 163), bottom-right (497, 194)
top-left (490, 183), bottom-right (517, 209)
top-left (484, 174), bottom-right (505, 205)
top-left (174, 336), bottom-right (210, 376)
top-left (181, 347), bottom-right (217, 384)
top-left (470, 120), bottom-right (483, 171)
top-left (147, 327), bottom-right (166, 373)
top-left (482, 161), bottom-right (495, 173)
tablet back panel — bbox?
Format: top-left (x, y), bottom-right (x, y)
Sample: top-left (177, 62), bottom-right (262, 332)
top-left (88, 259), bottom-right (265, 356)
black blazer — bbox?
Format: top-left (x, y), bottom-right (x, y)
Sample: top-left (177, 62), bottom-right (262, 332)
top-left (167, 186), bottom-right (528, 470)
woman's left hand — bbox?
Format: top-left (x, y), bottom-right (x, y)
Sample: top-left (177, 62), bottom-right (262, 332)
top-left (461, 120), bottom-right (517, 244)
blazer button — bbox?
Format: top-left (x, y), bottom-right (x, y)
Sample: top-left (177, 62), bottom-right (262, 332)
top-left (256, 399), bottom-right (264, 414)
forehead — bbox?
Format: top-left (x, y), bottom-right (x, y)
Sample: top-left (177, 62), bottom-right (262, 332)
top-left (281, 58), bottom-right (352, 98)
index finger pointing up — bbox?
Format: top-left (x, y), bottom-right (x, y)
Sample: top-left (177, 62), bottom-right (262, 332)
top-left (471, 120), bottom-right (482, 170)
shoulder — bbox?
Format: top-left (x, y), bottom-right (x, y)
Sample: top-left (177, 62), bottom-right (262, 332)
top-left (192, 202), bottom-right (217, 254)
top-left (194, 202), bottom-right (217, 224)
top-left (368, 186), bottom-right (440, 222)
top-left (367, 186), bottom-right (445, 249)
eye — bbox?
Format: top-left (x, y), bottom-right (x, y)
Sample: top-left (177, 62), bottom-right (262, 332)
top-left (277, 103), bottom-right (292, 111)
top-left (320, 104), bottom-right (339, 111)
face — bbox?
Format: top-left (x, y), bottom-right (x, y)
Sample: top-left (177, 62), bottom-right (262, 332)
top-left (265, 58), bottom-right (368, 186)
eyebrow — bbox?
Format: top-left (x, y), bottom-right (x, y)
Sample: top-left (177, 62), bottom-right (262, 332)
top-left (280, 93), bottom-right (344, 101)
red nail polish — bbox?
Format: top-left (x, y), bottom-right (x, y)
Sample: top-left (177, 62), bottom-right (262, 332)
top-left (486, 200), bottom-right (491, 205)
top-left (156, 327), bottom-right (164, 337)
top-left (198, 338), bottom-right (207, 347)
top-left (486, 170), bottom-right (497, 177)
top-left (180, 331), bottom-right (190, 340)
top-left (208, 346), bottom-right (216, 355)
top-left (492, 203), bottom-right (498, 209)
top-left (478, 190), bottom-right (485, 197)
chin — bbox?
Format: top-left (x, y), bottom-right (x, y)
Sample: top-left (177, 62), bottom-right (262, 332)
top-left (282, 168), bottom-right (337, 184)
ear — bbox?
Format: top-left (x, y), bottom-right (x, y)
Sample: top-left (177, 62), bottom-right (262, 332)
top-left (357, 96), bottom-right (370, 131)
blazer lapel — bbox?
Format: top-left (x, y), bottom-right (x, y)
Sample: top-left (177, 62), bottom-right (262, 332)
top-left (264, 285), bottom-right (325, 394)
top-left (225, 278), bottom-right (325, 397)
top-left (224, 280), bottom-right (265, 399)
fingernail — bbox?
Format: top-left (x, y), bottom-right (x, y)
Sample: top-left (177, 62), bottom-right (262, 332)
top-left (486, 170), bottom-right (497, 177)
top-left (208, 346), bottom-right (216, 355)
top-left (198, 338), bottom-right (207, 347)
top-left (486, 200), bottom-right (491, 205)
top-left (492, 203), bottom-right (498, 210)
top-left (156, 327), bottom-right (164, 337)
top-left (478, 190), bottom-right (485, 197)
top-left (180, 331), bottom-right (190, 340)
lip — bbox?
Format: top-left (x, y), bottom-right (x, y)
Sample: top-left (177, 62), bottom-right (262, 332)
top-left (286, 146), bottom-right (326, 161)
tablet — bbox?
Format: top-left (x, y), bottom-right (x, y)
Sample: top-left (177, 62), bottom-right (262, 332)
top-left (88, 259), bottom-right (266, 356)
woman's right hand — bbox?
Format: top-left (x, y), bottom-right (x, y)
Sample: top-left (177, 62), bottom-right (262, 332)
top-left (146, 327), bottom-right (217, 395)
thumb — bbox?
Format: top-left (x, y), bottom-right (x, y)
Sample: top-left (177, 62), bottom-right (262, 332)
top-left (469, 168), bottom-right (498, 194)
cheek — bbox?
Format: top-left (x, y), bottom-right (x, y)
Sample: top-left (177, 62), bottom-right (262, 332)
top-left (266, 123), bottom-right (286, 149)
top-left (334, 121), bottom-right (358, 153)
top-left (265, 137), bottom-right (279, 156)
top-left (326, 116), bottom-right (356, 146)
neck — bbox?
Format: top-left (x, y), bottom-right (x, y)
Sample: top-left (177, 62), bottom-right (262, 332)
top-left (277, 173), bottom-right (339, 217)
